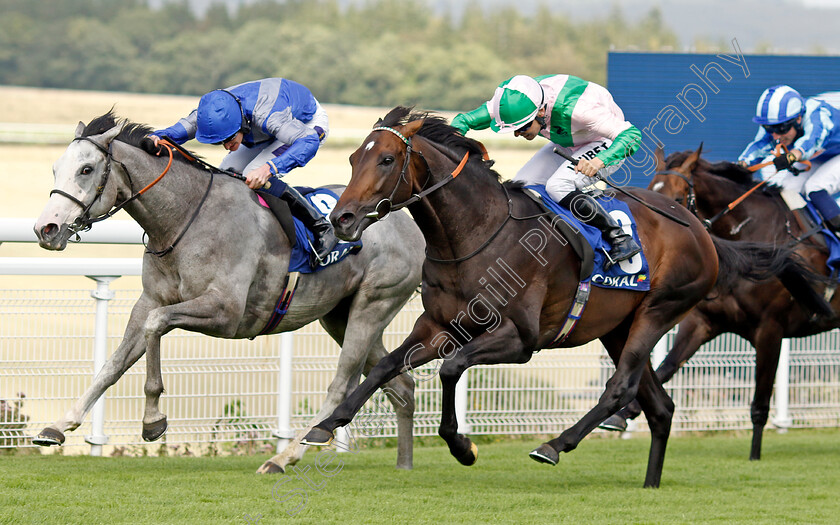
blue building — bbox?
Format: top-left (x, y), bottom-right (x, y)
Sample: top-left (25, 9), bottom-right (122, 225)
top-left (607, 45), bottom-right (840, 187)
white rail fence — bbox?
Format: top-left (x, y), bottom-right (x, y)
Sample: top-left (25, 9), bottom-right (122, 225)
top-left (2, 219), bottom-right (839, 456)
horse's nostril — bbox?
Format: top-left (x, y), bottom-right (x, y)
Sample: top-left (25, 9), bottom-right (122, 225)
top-left (338, 212), bottom-right (355, 226)
top-left (41, 224), bottom-right (57, 238)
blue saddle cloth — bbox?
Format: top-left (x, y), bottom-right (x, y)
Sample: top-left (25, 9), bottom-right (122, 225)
top-left (288, 188), bottom-right (361, 273)
top-left (804, 203), bottom-right (840, 275)
top-left (525, 185), bottom-right (651, 291)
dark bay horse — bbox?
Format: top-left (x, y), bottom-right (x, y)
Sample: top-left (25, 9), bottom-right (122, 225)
top-left (32, 111), bottom-right (424, 474)
top-left (602, 145), bottom-right (838, 461)
top-left (301, 107), bottom-right (814, 487)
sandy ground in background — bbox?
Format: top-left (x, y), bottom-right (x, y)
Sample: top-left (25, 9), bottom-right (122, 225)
top-left (0, 85), bottom-right (538, 288)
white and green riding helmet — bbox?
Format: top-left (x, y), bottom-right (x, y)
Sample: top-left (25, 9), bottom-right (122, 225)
top-left (489, 75), bottom-right (545, 133)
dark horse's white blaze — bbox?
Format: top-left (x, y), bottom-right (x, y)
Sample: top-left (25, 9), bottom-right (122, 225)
top-left (33, 113), bottom-right (424, 474)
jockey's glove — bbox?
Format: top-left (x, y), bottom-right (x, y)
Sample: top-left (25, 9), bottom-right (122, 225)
top-left (773, 152), bottom-right (797, 171)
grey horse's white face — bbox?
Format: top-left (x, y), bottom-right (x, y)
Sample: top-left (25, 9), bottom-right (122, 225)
top-left (34, 123), bottom-right (123, 250)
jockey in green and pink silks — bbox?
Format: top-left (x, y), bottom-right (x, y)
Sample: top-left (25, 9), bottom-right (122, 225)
top-left (453, 74), bottom-right (643, 267)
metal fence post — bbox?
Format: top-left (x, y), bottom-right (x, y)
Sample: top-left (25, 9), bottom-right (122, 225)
top-left (455, 368), bottom-right (471, 434)
top-left (274, 332), bottom-right (295, 452)
top-left (773, 338), bottom-right (792, 432)
top-left (85, 275), bottom-right (117, 456)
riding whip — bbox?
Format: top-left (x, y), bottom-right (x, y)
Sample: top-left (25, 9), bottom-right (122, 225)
top-left (552, 147), bottom-right (690, 227)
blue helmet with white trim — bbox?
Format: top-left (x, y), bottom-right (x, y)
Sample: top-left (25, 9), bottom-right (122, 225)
top-left (195, 90), bottom-right (245, 144)
top-left (753, 85), bottom-right (805, 125)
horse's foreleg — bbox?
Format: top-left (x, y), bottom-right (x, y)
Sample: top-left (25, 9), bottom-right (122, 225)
top-left (437, 322), bottom-right (528, 466)
top-left (749, 328), bottom-right (784, 461)
top-left (302, 315), bottom-right (440, 446)
top-left (33, 296), bottom-right (155, 446)
top-left (140, 293), bottom-right (238, 441)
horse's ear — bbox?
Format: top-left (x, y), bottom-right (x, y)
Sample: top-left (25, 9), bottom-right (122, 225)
top-left (98, 122), bottom-right (124, 146)
top-left (74, 121), bottom-right (86, 138)
top-left (401, 119), bottom-right (424, 138)
top-left (680, 145), bottom-right (703, 173)
top-left (654, 145), bottom-right (666, 170)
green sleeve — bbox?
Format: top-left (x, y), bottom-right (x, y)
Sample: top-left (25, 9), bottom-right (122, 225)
top-left (451, 104), bottom-right (492, 134)
top-left (595, 125), bottom-right (642, 166)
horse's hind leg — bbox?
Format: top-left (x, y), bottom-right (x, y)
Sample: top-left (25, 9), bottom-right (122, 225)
top-left (748, 327), bottom-right (784, 461)
top-left (634, 362), bottom-right (675, 488)
top-left (33, 295), bottom-right (154, 446)
top-left (531, 315), bottom-right (672, 483)
top-left (258, 297), bottom-right (415, 474)
top-left (601, 313), bottom-right (714, 431)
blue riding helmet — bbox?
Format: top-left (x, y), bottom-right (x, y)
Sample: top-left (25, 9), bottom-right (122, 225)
top-left (753, 85), bottom-right (805, 126)
top-left (195, 90), bottom-right (245, 144)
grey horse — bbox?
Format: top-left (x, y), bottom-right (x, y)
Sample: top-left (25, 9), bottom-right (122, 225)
top-left (32, 112), bottom-right (423, 474)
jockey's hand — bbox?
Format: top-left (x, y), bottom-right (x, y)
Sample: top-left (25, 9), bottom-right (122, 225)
top-left (575, 157), bottom-right (605, 177)
top-left (147, 135), bottom-right (161, 147)
top-left (246, 163), bottom-right (273, 189)
top-left (773, 152), bottom-right (797, 171)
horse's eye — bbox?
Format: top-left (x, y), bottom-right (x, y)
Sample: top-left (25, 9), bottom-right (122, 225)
top-left (380, 155), bottom-right (395, 166)
top-left (80, 165), bottom-right (93, 176)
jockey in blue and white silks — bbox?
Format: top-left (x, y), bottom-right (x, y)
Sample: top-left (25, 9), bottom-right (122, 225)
top-left (150, 78), bottom-right (338, 262)
top-left (452, 74), bottom-right (642, 268)
top-left (738, 85), bottom-right (840, 233)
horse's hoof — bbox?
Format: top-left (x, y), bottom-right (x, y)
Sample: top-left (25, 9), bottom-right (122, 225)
top-left (301, 427), bottom-right (334, 446)
top-left (142, 417), bottom-right (168, 442)
top-left (256, 461), bottom-right (285, 474)
top-left (32, 427), bottom-right (65, 446)
top-left (529, 444), bottom-right (559, 466)
top-left (456, 442), bottom-right (478, 466)
top-left (599, 414), bottom-right (628, 432)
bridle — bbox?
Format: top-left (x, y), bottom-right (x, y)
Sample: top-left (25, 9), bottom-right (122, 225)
top-left (363, 126), bottom-right (469, 221)
top-left (49, 136), bottom-right (212, 256)
top-left (50, 137), bottom-right (130, 236)
top-left (655, 169), bottom-right (697, 216)
top-left (365, 126), bottom-right (513, 264)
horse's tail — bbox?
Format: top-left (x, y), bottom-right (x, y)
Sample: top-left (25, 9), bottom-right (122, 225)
top-left (712, 236), bottom-right (834, 318)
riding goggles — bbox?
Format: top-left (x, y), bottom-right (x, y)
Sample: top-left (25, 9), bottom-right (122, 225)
top-left (763, 120), bottom-right (795, 135)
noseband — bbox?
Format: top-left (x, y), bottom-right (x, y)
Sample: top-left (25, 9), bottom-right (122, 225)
top-left (655, 169), bottom-right (697, 215)
top-left (364, 126), bottom-right (468, 221)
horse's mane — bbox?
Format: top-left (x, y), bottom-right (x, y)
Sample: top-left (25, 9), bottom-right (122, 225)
top-left (82, 109), bottom-right (196, 164)
top-left (377, 106), bottom-right (503, 183)
top-left (82, 109), bottom-right (155, 146)
top-left (666, 150), bottom-right (780, 197)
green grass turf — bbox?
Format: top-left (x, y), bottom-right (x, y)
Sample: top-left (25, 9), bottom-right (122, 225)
top-left (2, 429), bottom-right (840, 524)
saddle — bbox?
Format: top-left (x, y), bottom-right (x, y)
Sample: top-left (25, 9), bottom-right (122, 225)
top-left (520, 187), bottom-right (594, 282)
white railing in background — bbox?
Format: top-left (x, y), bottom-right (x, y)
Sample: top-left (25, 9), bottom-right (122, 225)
top-left (1, 218), bottom-right (839, 458)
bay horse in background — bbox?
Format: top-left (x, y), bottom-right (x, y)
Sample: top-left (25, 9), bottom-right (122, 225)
top-left (32, 111), bottom-right (424, 475)
top-left (601, 145), bottom-right (838, 461)
top-left (301, 107), bottom-right (820, 487)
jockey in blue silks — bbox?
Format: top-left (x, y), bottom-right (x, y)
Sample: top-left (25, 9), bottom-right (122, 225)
top-left (149, 78), bottom-right (338, 262)
top-left (739, 85), bottom-right (840, 235)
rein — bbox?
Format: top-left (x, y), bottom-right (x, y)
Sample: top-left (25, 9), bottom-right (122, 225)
top-left (368, 126), bottom-right (510, 264)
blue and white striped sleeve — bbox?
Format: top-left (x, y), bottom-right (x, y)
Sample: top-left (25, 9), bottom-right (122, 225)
top-left (794, 101), bottom-right (833, 160)
top-left (737, 127), bottom-right (774, 166)
top-left (153, 110), bottom-right (198, 145)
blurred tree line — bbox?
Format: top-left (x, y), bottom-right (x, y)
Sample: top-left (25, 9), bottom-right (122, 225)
top-left (0, 0), bottom-right (678, 110)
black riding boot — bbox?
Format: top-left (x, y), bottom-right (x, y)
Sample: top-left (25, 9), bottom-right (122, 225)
top-left (279, 186), bottom-right (339, 264)
top-left (560, 190), bottom-right (641, 270)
